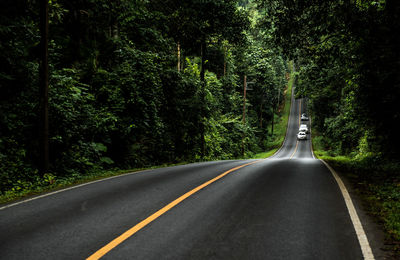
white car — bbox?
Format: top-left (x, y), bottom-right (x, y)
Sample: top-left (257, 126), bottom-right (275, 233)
top-left (299, 124), bottom-right (309, 133)
top-left (297, 131), bottom-right (307, 140)
top-left (301, 113), bottom-right (309, 121)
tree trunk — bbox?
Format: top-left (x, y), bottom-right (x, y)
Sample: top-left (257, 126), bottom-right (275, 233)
top-left (277, 87), bottom-right (281, 112)
top-left (223, 45), bottom-right (226, 76)
top-left (242, 75), bottom-right (247, 156)
top-left (242, 75), bottom-right (247, 123)
top-left (260, 102), bottom-right (263, 128)
top-left (271, 107), bottom-right (274, 136)
top-left (112, 23), bottom-right (119, 39)
top-left (177, 42), bottom-right (181, 71)
top-left (39, 0), bottom-right (49, 174)
top-left (200, 39), bottom-right (206, 158)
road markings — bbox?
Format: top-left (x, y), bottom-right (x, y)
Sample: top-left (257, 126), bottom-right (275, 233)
top-left (0, 170), bottom-right (150, 211)
top-left (86, 160), bottom-right (262, 260)
top-left (289, 99), bottom-right (302, 159)
top-left (310, 116), bottom-right (316, 159)
top-left (298, 99), bottom-right (302, 126)
top-left (321, 160), bottom-right (375, 260)
top-left (289, 140), bottom-right (299, 159)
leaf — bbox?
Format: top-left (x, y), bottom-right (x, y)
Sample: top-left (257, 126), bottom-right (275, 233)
top-left (92, 142), bottom-right (107, 153)
top-left (100, 157), bottom-right (114, 165)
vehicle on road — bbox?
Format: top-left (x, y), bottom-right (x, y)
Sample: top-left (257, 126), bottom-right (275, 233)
top-left (301, 113), bottom-right (309, 121)
top-left (297, 131), bottom-right (307, 140)
top-left (299, 124), bottom-right (309, 134)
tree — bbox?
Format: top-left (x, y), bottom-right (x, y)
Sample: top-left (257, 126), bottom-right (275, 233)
top-left (150, 0), bottom-right (250, 158)
top-left (39, 0), bottom-right (49, 174)
top-left (259, 0), bottom-right (400, 158)
top-left (1, 0), bottom-right (289, 194)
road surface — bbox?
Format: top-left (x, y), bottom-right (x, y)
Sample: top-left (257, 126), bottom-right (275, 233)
top-left (0, 90), bottom-right (374, 259)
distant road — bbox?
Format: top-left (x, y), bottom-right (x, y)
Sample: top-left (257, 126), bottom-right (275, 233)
top-left (0, 88), bottom-right (373, 259)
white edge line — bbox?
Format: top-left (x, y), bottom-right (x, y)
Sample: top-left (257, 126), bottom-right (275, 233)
top-left (0, 169), bottom-right (150, 211)
top-left (310, 115), bottom-right (315, 159)
top-left (289, 97), bottom-right (301, 160)
top-left (320, 159), bottom-right (375, 260)
top-left (0, 160), bottom-right (255, 211)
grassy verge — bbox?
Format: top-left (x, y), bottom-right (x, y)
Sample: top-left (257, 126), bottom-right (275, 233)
top-left (0, 162), bottom-right (188, 205)
top-left (251, 69), bottom-right (294, 159)
top-left (251, 149), bottom-right (279, 159)
top-left (312, 131), bottom-right (400, 256)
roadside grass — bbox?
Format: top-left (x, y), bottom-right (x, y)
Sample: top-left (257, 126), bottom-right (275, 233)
top-left (0, 162), bottom-right (188, 205)
top-left (251, 69), bottom-right (294, 159)
top-left (312, 131), bottom-right (400, 256)
top-left (251, 148), bottom-right (278, 159)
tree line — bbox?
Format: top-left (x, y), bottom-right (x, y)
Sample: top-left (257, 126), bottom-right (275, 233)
top-left (0, 0), bottom-right (288, 193)
top-left (260, 0), bottom-right (400, 161)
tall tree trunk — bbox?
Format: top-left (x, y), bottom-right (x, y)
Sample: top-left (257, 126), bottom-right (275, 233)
top-left (200, 39), bottom-right (206, 158)
top-left (260, 102), bottom-right (263, 128)
top-left (242, 75), bottom-right (247, 156)
top-left (242, 75), bottom-right (247, 123)
top-left (223, 45), bottom-right (226, 76)
top-left (39, 0), bottom-right (49, 174)
top-left (112, 22), bottom-right (119, 39)
top-left (277, 87), bottom-right (280, 111)
top-left (177, 42), bottom-right (181, 71)
top-left (271, 107), bottom-right (274, 136)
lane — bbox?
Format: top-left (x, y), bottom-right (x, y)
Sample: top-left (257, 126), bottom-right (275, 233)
top-left (271, 86), bottom-right (299, 159)
top-left (0, 160), bottom-right (257, 259)
top-left (86, 87), bottom-right (366, 258)
top-left (101, 159), bottom-right (361, 259)
top-left (0, 84), bottom-right (372, 259)
top-left (87, 160), bottom-right (262, 260)
top-left (272, 88), bottom-right (312, 159)
top-left (294, 96), bottom-right (314, 159)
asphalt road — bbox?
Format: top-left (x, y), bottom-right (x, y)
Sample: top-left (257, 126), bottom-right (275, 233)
top-left (0, 90), bottom-right (372, 259)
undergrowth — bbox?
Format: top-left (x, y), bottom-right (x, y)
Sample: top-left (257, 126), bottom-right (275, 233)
top-left (0, 163), bottom-right (187, 204)
top-left (251, 70), bottom-right (293, 159)
top-left (313, 131), bottom-right (400, 256)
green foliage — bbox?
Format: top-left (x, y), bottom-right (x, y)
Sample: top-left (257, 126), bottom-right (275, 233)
top-left (258, 0), bottom-right (400, 159)
top-left (0, 0), bottom-right (290, 197)
top-left (319, 153), bottom-right (400, 252)
top-left (313, 128), bottom-right (400, 254)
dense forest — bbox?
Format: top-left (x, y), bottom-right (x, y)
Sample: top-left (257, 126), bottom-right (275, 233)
top-left (259, 0), bottom-right (400, 245)
top-left (260, 0), bottom-right (400, 160)
top-left (1, 0), bottom-right (399, 198)
top-left (0, 0), bottom-right (288, 193)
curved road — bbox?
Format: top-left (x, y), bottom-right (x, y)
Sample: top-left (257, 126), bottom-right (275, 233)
top-left (0, 89), bottom-right (374, 259)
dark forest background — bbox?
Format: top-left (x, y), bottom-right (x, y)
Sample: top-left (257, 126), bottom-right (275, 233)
top-left (0, 0), bottom-right (288, 193)
top-left (1, 0), bottom-right (399, 199)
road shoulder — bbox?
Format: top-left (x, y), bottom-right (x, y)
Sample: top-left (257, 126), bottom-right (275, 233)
top-left (324, 162), bottom-right (391, 259)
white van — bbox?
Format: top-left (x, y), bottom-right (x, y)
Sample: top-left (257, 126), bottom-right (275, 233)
top-left (299, 124), bottom-right (309, 134)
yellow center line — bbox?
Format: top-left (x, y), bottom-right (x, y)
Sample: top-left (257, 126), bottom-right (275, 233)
top-left (291, 99), bottom-right (302, 159)
top-left (87, 160), bottom-right (262, 260)
top-left (290, 140), bottom-right (299, 159)
top-left (298, 99), bottom-right (302, 126)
